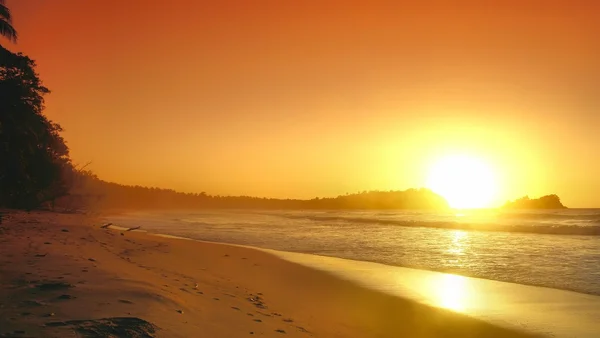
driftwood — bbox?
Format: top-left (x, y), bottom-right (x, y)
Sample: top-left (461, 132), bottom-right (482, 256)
top-left (126, 226), bottom-right (141, 232)
top-left (100, 223), bottom-right (112, 229)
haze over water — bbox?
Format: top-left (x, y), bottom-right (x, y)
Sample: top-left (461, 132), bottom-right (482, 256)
top-left (108, 208), bottom-right (600, 296)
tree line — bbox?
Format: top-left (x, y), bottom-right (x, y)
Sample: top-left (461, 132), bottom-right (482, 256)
top-left (61, 174), bottom-right (450, 211)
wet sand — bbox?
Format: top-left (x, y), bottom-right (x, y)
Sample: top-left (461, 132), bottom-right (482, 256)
top-left (0, 210), bottom-right (540, 337)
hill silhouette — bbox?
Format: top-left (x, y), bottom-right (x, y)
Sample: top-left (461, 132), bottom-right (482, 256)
top-left (57, 174), bottom-right (450, 211)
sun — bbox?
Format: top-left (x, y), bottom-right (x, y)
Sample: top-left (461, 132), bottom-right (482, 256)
top-left (426, 155), bottom-right (498, 209)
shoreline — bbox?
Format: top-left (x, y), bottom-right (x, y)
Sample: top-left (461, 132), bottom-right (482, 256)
top-left (2, 210), bottom-right (543, 337)
top-left (105, 209), bottom-right (600, 298)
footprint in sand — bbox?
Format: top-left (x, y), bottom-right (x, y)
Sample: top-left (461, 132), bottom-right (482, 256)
top-left (35, 281), bottom-right (74, 291)
top-left (56, 294), bottom-right (76, 300)
top-left (296, 326), bottom-right (310, 333)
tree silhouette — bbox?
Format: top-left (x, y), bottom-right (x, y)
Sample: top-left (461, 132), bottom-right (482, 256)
top-left (0, 1), bottom-right (71, 209)
top-left (0, 0), bottom-right (17, 44)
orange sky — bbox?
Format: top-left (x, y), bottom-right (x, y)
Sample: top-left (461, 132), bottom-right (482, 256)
top-left (5, 0), bottom-right (600, 206)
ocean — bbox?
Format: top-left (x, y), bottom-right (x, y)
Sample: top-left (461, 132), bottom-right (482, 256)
top-left (106, 208), bottom-right (600, 296)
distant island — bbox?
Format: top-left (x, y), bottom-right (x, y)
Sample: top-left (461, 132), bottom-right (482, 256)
top-left (502, 194), bottom-right (567, 209)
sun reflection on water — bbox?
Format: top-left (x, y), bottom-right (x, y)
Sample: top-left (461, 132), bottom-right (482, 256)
top-left (432, 274), bottom-right (471, 311)
top-left (428, 230), bottom-right (474, 311)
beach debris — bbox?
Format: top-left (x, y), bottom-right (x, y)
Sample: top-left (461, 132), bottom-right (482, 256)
top-left (253, 319), bottom-right (262, 323)
top-left (44, 242), bottom-right (51, 245)
top-left (194, 283), bottom-right (198, 289)
top-left (35, 253), bottom-right (48, 257)
top-left (118, 299), bottom-right (134, 304)
top-left (61, 229), bottom-right (69, 232)
top-left (177, 309), bottom-right (184, 314)
top-left (283, 318), bottom-right (293, 323)
top-left (88, 258), bottom-right (96, 262)
top-left (126, 226), bottom-right (141, 231)
top-left (275, 329), bottom-right (286, 334)
top-left (100, 223), bottom-right (112, 229)
top-left (44, 312), bottom-right (55, 317)
top-left (45, 317), bottom-right (157, 337)
top-left (231, 307), bottom-right (240, 311)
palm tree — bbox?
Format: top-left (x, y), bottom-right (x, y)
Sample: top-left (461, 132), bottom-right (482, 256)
top-left (0, 0), bottom-right (17, 43)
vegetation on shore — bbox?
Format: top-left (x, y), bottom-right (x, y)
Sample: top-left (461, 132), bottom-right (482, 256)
top-left (62, 174), bottom-right (450, 210)
top-left (0, 2), bottom-right (72, 209)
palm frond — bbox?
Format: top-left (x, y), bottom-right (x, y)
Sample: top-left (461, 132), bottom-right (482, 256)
top-left (0, 19), bottom-right (17, 42)
top-left (0, 4), bottom-right (12, 23)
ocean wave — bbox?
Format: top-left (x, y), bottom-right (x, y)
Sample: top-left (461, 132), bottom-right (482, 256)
top-left (498, 212), bottom-right (600, 220)
top-left (281, 215), bottom-right (600, 236)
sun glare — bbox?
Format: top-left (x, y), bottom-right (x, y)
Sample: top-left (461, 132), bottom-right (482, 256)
top-left (426, 155), bottom-right (498, 209)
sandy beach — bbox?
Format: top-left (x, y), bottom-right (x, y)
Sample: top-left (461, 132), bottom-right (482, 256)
top-left (0, 210), bottom-right (540, 338)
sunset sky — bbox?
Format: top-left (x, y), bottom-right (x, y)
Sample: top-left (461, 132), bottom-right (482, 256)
top-left (5, 0), bottom-right (600, 207)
